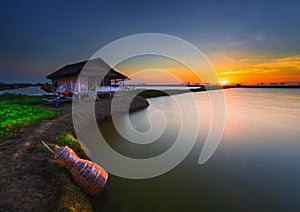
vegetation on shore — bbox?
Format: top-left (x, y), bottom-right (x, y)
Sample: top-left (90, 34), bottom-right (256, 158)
top-left (40, 133), bottom-right (92, 211)
top-left (40, 84), bottom-right (52, 93)
top-left (0, 82), bottom-right (53, 93)
top-left (0, 94), bottom-right (92, 210)
top-left (0, 94), bottom-right (56, 136)
top-left (59, 178), bottom-right (92, 211)
top-left (0, 83), bottom-right (32, 91)
top-left (56, 133), bottom-right (89, 159)
top-left (1, 93), bottom-right (147, 210)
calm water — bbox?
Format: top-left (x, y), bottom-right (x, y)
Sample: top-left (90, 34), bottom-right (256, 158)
top-left (132, 85), bottom-right (199, 90)
top-left (0, 86), bottom-right (50, 95)
top-left (93, 88), bottom-right (300, 211)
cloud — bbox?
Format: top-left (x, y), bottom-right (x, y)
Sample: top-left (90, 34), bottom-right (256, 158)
top-left (220, 54), bottom-right (300, 74)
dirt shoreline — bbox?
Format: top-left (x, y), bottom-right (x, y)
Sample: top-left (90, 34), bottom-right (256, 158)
top-left (0, 95), bottom-right (148, 211)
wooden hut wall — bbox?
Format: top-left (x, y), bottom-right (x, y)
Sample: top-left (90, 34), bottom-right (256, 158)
top-left (76, 75), bottom-right (88, 92)
top-left (52, 75), bottom-right (79, 92)
top-left (52, 75), bottom-right (111, 93)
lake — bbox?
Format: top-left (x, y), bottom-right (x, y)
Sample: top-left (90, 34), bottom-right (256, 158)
top-left (91, 88), bottom-right (300, 211)
top-left (0, 86), bottom-right (50, 96)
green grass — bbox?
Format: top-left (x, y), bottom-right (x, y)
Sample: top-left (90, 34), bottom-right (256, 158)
top-left (43, 166), bottom-right (93, 211)
top-left (59, 181), bottom-right (93, 211)
top-left (0, 93), bottom-right (51, 104)
top-left (0, 93), bottom-right (56, 136)
top-left (35, 143), bottom-right (55, 157)
top-left (41, 134), bottom-right (92, 211)
top-left (1, 94), bottom-right (93, 210)
top-left (56, 133), bottom-right (89, 159)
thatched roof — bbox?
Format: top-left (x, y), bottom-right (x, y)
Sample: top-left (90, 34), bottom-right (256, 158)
top-left (47, 58), bottom-right (128, 80)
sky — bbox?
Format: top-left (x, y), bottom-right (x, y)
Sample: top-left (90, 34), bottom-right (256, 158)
top-left (0, 0), bottom-right (300, 84)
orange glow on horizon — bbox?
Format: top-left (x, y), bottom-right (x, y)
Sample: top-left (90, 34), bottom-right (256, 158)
top-left (212, 54), bottom-right (300, 85)
top-left (115, 54), bottom-right (300, 85)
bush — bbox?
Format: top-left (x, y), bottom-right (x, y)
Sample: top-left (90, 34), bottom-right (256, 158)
top-left (56, 133), bottom-right (88, 159)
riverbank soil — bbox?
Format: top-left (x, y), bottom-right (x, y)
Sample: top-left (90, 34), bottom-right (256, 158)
top-left (0, 104), bottom-right (74, 210)
top-left (0, 96), bottom-right (148, 210)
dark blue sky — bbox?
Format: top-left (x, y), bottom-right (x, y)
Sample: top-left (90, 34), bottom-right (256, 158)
top-left (1, 0), bottom-right (299, 83)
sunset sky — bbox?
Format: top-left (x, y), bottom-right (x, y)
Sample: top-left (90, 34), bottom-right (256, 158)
top-left (0, 0), bottom-right (300, 84)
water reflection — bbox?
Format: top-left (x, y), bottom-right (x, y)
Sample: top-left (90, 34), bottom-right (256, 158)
top-left (0, 86), bottom-right (49, 95)
top-left (94, 88), bottom-right (300, 211)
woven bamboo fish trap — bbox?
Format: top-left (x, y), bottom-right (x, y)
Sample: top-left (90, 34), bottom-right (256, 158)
top-left (42, 141), bottom-right (108, 195)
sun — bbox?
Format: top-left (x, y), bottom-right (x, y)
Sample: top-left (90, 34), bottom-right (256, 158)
top-left (220, 79), bottom-right (228, 85)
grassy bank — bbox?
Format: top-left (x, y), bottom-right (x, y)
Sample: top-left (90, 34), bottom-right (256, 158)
top-left (40, 133), bottom-right (92, 211)
top-left (0, 94), bottom-right (95, 210)
top-left (56, 133), bottom-right (92, 210)
top-left (0, 93), bottom-right (56, 136)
